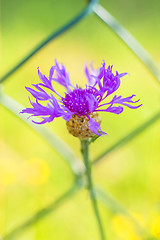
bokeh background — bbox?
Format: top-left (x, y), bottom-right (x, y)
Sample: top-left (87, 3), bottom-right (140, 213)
top-left (1, 0), bottom-right (160, 239)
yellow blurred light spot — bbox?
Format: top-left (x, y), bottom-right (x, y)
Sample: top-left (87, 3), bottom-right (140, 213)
top-left (0, 160), bottom-right (18, 186)
top-left (151, 215), bottom-right (160, 238)
top-left (22, 158), bottom-right (50, 186)
top-left (112, 214), bottom-right (141, 240)
top-left (130, 211), bottom-right (145, 227)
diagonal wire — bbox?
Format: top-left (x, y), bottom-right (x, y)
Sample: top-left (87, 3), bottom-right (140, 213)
top-left (92, 4), bottom-right (160, 164)
top-left (93, 4), bottom-right (160, 83)
top-left (0, 92), bottom-right (85, 175)
top-left (1, 1), bottom-right (159, 172)
top-left (1, 92), bottom-right (159, 175)
top-left (0, 0), bottom-right (98, 84)
top-left (3, 181), bottom-right (80, 240)
top-left (1, 2), bottom-right (160, 239)
top-left (93, 111), bottom-right (160, 164)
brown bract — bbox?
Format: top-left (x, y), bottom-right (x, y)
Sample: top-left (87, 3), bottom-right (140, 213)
top-left (66, 112), bottom-right (101, 139)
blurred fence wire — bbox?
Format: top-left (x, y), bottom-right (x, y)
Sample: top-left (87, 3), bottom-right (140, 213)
top-left (1, 0), bottom-right (160, 239)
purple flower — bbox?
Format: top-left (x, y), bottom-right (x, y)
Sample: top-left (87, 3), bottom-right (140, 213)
top-left (21, 60), bottom-right (142, 137)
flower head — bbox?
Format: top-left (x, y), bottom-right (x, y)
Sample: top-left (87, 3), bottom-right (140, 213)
top-left (21, 60), bottom-right (142, 138)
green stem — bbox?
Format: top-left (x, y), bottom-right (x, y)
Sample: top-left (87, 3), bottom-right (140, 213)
top-left (81, 140), bottom-right (106, 240)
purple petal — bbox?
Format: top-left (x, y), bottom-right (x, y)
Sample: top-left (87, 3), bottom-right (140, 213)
top-left (98, 61), bottom-right (106, 79)
top-left (49, 66), bottom-right (55, 81)
top-left (107, 106), bottom-right (123, 114)
top-left (84, 63), bottom-right (98, 86)
top-left (20, 96), bottom-right (66, 124)
top-left (89, 117), bottom-right (107, 136)
top-left (114, 95), bottom-right (142, 108)
top-left (118, 72), bottom-right (128, 78)
top-left (99, 106), bottom-right (124, 114)
top-left (32, 115), bottom-right (54, 124)
top-left (38, 67), bottom-right (49, 86)
top-left (25, 86), bottom-right (50, 101)
top-left (105, 94), bottom-right (142, 111)
top-left (62, 112), bottom-right (72, 121)
top-left (37, 67), bottom-right (54, 91)
top-left (53, 59), bottom-right (73, 91)
top-left (32, 119), bottom-right (48, 124)
top-left (122, 103), bottom-right (142, 109)
top-left (91, 61), bottom-right (128, 98)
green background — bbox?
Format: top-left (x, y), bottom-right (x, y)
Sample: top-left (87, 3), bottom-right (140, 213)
top-left (1, 0), bottom-right (160, 239)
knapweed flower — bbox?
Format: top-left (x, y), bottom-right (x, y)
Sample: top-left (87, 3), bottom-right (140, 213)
top-left (21, 60), bottom-right (142, 139)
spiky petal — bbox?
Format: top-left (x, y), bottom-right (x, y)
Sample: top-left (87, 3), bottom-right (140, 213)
top-left (21, 60), bottom-right (142, 138)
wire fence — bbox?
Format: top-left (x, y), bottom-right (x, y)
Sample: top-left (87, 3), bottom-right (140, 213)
top-left (1, 0), bottom-right (160, 239)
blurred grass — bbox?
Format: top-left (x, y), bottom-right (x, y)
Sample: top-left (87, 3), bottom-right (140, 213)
top-left (1, 0), bottom-right (160, 239)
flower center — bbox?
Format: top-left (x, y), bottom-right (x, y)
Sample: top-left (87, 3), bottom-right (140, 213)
top-left (62, 88), bottom-right (98, 115)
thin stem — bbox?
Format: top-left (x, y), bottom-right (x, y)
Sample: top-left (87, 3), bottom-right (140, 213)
top-left (81, 140), bottom-right (106, 240)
